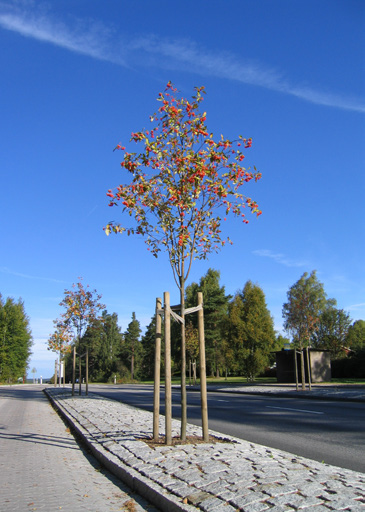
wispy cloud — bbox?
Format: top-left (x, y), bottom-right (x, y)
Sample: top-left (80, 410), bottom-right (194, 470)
top-left (253, 249), bottom-right (308, 268)
top-left (0, 4), bottom-right (125, 65)
top-left (346, 302), bottom-right (365, 312)
top-left (1, 2), bottom-right (364, 113)
top-left (0, 267), bottom-right (66, 284)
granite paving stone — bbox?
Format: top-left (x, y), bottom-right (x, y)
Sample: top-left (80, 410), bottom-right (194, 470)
top-left (44, 387), bottom-right (365, 512)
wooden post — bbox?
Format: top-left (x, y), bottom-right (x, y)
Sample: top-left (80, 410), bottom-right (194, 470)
top-left (54, 360), bottom-right (58, 388)
top-left (300, 348), bottom-right (306, 391)
top-left (164, 292), bottom-right (172, 445)
top-left (86, 347), bottom-right (89, 396)
top-left (153, 297), bottom-right (162, 441)
top-left (306, 347), bottom-right (312, 391)
top-left (72, 345), bottom-right (76, 396)
top-left (198, 292), bottom-right (209, 442)
top-left (294, 349), bottom-right (299, 391)
top-left (79, 352), bottom-right (82, 396)
top-left (62, 357), bottom-right (65, 387)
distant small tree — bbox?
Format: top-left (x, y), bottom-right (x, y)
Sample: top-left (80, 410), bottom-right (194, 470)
top-left (48, 321), bottom-right (73, 356)
top-left (55, 279), bottom-right (105, 393)
top-left (123, 312), bottom-right (142, 380)
top-left (282, 271), bottom-right (334, 389)
top-left (106, 82), bottom-right (262, 438)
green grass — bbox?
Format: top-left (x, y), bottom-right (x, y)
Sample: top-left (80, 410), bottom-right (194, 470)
top-left (134, 376), bottom-right (277, 386)
top-left (326, 378), bottom-right (365, 385)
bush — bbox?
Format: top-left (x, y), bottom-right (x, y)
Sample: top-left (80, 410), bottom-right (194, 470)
top-left (331, 350), bottom-right (365, 378)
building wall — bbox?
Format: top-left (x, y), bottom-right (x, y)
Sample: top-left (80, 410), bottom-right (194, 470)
top-left (276, 350), bottom-right (331, 383)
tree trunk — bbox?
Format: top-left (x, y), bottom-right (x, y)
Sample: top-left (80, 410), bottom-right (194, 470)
top-left (300, 348), bottom-right (306, 391)
top-left (131, 349), bottom-right (134, 381)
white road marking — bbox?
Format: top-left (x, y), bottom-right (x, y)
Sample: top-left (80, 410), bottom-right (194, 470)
top-left (266, 406), bottom-right (324, 415)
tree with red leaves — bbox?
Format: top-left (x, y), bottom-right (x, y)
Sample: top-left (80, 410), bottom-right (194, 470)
top-left (106, 82), bottom-right (262, 438)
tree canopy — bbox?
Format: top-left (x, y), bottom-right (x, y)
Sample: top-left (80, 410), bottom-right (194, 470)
top-left (346, 319), bottom-right (365, 351)
top-left (227, 281), bottom-right (276, 381)
top-left (185, 268), bottom-right (230, 376)
top-left (282, 270), bottom-right (334, 349)
top-left (312, 307), bottom-right (352, 358)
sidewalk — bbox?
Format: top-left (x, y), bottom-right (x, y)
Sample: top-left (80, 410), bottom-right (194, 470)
top-left (45, 387), bottom-right (365, 512)
top-left (0, 385), bottom-right (159, 512)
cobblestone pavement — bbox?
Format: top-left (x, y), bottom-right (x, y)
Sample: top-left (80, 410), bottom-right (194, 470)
top-left (46, 388), bottom-right (365, 512)
top-left (0, 386), bottom-right (159, 512)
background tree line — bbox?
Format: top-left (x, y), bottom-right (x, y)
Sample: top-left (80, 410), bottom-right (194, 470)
top-left (0, 294), bottom-right (32, 383)
top-left (59, 268), bottom-right (364, 384)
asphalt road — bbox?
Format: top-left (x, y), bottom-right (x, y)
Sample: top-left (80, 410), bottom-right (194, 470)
top-left (90, 384), bottom-right (365, 474)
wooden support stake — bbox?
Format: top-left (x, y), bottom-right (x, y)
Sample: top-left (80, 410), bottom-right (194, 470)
top-left (306, 347), bottom-right (312, 391)
top-left (79, 351), bottom-right (82, 396)
top-left (153, 297), bottom-right (162, 441)
top-left (86, 347), bottom-right (89, 396)
top-left (164, 292), bottom-right (172, 445)
top-left (54, 360), bottom-right (58, 388)
top-left (72, 346), bottom-right (76, 396)
top-left (198, 292), bottom-right (209, 442)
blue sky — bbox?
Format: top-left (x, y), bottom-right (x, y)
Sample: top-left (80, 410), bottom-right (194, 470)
top-left (1, 0), bottom-right (364, 379)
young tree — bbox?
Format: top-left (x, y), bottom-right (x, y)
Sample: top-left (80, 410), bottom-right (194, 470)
top-left (48, 321), bottom-right (73, 355)
top-left (123, 312), bottom-right (142, 380)
top-left (105, 82), bottom-right (262, 438)
top-left (48, 321), bottom-right (73, 385)
top-left (282, 270), bottom-right (334, 389)
top-left (56, 279), bottom-right (105, 394)
top-left (0, 295), bottom-right (32, 383)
